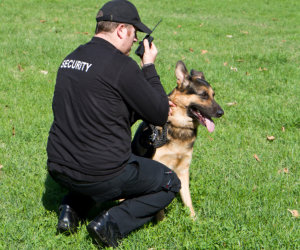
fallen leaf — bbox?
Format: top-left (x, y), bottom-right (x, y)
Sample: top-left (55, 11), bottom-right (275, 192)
top-left (199, 23), bottom-right (204, 27)
top-left (287, 209), bottom-right (299, 218)
top-left (241, 30), bottom-right (249, 35)
top-left (267, 135), bottom-right (275, 141)
top-left (236, 59), bottom-right (244, 62)
top-left (226, 35), bottom-right (233, 38)
top-left (254, 154), bottom-right (261, 162)
top-left (246, 72), bottom-right (251, 76)
top-left (230, 66), bottom-right (238, 72)
top-left (272, 18), bottom-right (279, 21)
top-left (177, 25), bottom-right (182, 28)
top-left (40, 70), bottom-right (48, 75)
top-left (281, 126), bottom-right (285, 132)
top-left (0, 164), bottom-right (3, 169)
top-left (252, 185), bottom-right (257, 192)
top-left (83, 32), bottom-right (89, 35)
top-left (201, 50), bottom-right (208, 54)
top-left (18, 64), bottom-right (24, 72)
top-left (207, 135), bottom-right (214, 141)
top-left (12, 127), bottom-right (15, 136)
top-left (258, 67), bottom-right (268, 71)
top-left (278, 168), bottom-right (289, 174)
top-left (189, 48), bottom-right (194, 52)
top-left (223, 62), bottom-right (228, 66)
top-left (181, 56), bottom-right (186, 60)
top-left (227, 101), bottom-right (237, 106)
top-left (40, 19), bottom-right (47, 23)
top-left (173, 31), bottom-right (177, 35)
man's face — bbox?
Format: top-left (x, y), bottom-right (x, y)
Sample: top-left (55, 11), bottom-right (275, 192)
top-left (123, 25), bottom-right (138, 56)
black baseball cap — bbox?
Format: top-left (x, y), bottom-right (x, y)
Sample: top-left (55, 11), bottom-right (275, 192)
top-left (96, 0), bottom-right (152, 34)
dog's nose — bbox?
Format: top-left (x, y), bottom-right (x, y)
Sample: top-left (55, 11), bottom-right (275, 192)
top-left (216, 109), bottom-right (224, 117)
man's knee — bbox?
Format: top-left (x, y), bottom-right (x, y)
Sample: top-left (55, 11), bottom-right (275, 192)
top-left (161, 169), bottom-right (181, 193)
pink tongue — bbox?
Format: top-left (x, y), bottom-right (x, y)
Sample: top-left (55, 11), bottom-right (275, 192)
top-left (205, 118), bottom-right (215, 133)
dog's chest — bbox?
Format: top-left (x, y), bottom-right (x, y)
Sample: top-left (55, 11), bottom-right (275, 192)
top-left (153, 141), bottom-right (193, 173)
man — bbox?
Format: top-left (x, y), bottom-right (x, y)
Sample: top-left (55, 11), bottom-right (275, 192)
top-left (46, 0), bottom-right (180, 247)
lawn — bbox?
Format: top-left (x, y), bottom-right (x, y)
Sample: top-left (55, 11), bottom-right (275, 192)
top-left (0, 0), bottom-right (299, 249)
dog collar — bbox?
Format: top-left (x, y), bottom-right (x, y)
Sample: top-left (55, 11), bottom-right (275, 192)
top-left (148, 123), bottom-right (168, 148)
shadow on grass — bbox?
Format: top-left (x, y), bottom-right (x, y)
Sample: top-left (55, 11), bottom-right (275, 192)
top-left (42, 173), bottom-right (67, 216)
top-left (41, 173), bottom-right (119, 220)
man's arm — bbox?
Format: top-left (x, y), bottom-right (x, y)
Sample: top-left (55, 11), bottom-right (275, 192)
top-left (118, 61), bottom-right (169, 126)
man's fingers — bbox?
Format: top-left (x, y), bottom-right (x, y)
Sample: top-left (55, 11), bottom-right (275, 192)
top-left (143, 39), bottom-right (150, 51)
top-left (169, 100), bottom-right (176, 107)
top-left (168, 101), bottom-right (176, 116)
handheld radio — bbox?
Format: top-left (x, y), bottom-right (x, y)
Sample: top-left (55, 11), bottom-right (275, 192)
top-left (135, 19), bottom-right (162, 58)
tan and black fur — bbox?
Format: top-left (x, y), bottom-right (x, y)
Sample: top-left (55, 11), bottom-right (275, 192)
top-left (132, 60), bottom-right (224, 218)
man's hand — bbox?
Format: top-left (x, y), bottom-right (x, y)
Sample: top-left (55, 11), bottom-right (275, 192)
top-left (141, 39), bottom-right (158, 66)
top-left (168, 100), bottom-right (176, 116)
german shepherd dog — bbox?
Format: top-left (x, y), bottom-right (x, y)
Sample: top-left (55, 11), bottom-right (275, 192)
top-left (132, 60), bottom-right (224, 218)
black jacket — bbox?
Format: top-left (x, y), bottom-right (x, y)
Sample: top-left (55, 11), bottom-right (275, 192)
top-left (47, 37), bottom-right (169, 181)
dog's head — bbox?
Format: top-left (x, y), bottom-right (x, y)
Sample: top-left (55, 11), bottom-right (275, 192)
top-left (170, 60), bottom-right (224, 132)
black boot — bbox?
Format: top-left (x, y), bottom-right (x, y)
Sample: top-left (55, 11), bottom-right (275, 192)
top-left (86, 211), bottom-right (122, 248)
top-left (57, 204), bottom-right (79, 234)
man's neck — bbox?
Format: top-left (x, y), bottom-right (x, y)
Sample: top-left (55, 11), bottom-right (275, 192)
top-left (94, 33), bottom-right (119, 51)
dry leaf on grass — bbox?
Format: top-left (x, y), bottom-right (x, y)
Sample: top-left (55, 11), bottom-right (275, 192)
top-left (189, 48), bottom-right (194, 52)
top-left (177, 25), bottom-right (182, 28)
top-left (267, 136), bottom-right (275, 141)
top-left (281, 126), bottom-right (285, 132)
top-left (226, 35), bottom-right (233, 38)
top-left (18, 64), bottom-right (24, 72)
top-left (259, 67), bottom-right (268, 71)
top-left (227, 101), bottom-right (237, 106)
top-left (223, 62), bottom-right (228, 66)
top-left (0, 164), bottom-right (3, 170)
top-left (241, 30), bottom-right (249, 34)
top-left (40, 70), bottom-right (48, 75)
top-left (207, 135), bottom-right (214, 141)
top-left (288, 209), bottom-right (299, 218)
top-left (278, 168), bottom-right (289, 174)
top-left (230, 66), bottom-right (238, 72)
top-left (254, 154), bottom-right (261, 162)
top-left (201, 50), bottom-right (208, 54)
top-left (12, 127), bottom-right (15, 136)
top-left (246, 72), bottom-right (251, 76)
top-left (40, 19), bottom-right (47, 23)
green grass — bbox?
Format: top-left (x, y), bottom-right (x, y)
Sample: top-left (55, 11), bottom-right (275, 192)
top-left (0, 0), bottom-right (299, 249)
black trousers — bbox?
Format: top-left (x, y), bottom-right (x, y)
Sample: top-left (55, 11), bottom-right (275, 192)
top-left (50, 154), bottom-right (181, 236)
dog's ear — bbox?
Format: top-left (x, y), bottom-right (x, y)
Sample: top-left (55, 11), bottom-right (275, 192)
top-left (175, 61), bottom-right (189, 89)
top-left (190, 69), bottom-right (205, 80)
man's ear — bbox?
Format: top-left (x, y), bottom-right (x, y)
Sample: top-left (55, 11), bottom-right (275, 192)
top-left (116, 24), bottom-right (127, 39)
top-left (175, 60), bottom-right (189, 89)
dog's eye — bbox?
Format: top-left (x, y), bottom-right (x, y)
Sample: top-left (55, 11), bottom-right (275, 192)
top-left (200, 92), bottom-right (208, 99)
